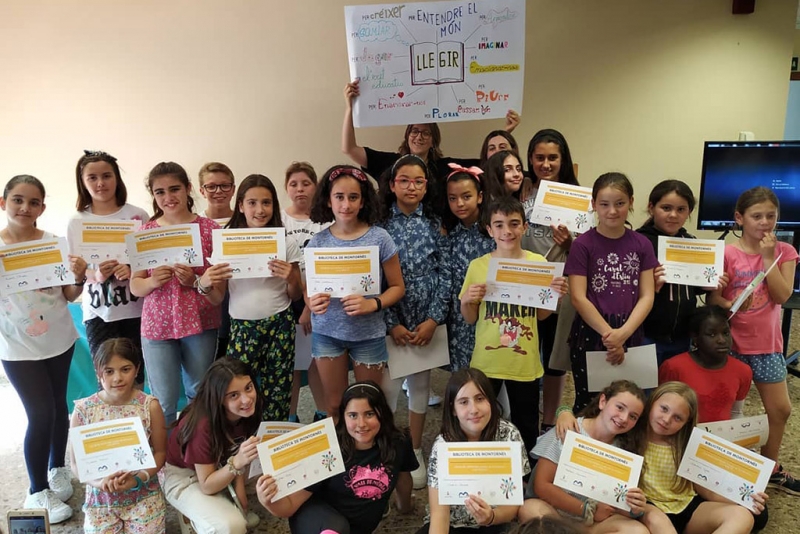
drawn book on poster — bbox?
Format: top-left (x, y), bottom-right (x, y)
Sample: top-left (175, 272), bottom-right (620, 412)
top-left (411, 41), bottom-right (464, 85)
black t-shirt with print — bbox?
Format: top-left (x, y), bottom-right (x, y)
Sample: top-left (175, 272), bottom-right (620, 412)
top-left (308, 433), bottom-right (418, 534)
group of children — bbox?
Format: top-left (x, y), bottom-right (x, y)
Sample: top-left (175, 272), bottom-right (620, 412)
top-left (0, 104), bottom-right (797, 534)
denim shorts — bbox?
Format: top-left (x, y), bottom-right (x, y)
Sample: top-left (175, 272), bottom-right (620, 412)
top-left (311, 332), bottom-right (388, 365)
top-left (731, 350), bottom-right (787, 384)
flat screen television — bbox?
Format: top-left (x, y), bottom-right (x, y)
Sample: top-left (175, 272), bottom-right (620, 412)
top-left (697, 141), bottom-right (800, 230)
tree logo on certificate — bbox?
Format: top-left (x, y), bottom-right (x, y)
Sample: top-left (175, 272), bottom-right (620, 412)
top-left (613, 483), bottom-right (628, 503)
top-left (575, 213), bottom-right (589, 230)
top-left (538, 287), bottom-right (554, 306)
top-left (54, 264), bottom-right (68, 281)
top-left (360, 274), bottom-right (375, 292)
top-left (739, 483), bottom-right (754, 502)
top-left (499, 477), bottom-right (516, 499)
top-left (321, 451), bottom-right (338, 472)
top-left (133, 446), bottom-right (148, 465)
top-left (183, 248), bottom-right (198, 264)
top-left (703, 266), bottom-right (717, 283)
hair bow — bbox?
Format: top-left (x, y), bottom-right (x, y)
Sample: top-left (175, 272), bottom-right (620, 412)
top-left (447, 162), bottom-right (483, 181)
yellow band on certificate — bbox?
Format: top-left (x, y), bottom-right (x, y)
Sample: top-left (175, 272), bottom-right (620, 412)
top-left (696, 441), bottom-right (760, 483)
top-left (271, 433), bottom-right (330, 470)
top-left (83, 431), bottom-right (140, 453)
top-left (82, 230), bottom-right (131, 244)
top-left (315, 259), bottom-right (371, 275)
top-left (496, 270), bottom-right (554, 286)
top-left (665, 249), bottom-right (715, 264)
top-left (222, 240), bottom-right (277, 256)
top-left (570, 439), bottom-right (633, 480)
top-left (1, 249), bottom-right (62, 271)
top-left (734, 436), bottom-right (761, 449)
top-left (448, 456), bottom-right (512, 475)
top-left (136, 234), bottom-right (192, 252)
top-left (542, 191), bottom-right (590, 211)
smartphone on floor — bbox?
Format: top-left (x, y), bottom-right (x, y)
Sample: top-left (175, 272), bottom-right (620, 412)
top-left (6, 509), bottom-right (51, 534)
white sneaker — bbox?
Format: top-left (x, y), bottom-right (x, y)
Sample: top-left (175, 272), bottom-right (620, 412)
top-left (245, 511), bottom-right (260, 529)
top-left (411, 448), bottom-right (427, 489)
top-left (427, 390), bottom-right (442, 407)
top-left (24, 489), bottom-right (73, 524)
top-left (48, 467), bottom-right (74, 502)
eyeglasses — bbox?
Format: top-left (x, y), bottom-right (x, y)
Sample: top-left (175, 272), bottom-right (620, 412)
top-left (409, 129), bottom-right (432, 140)
top-left (394, 178), bottom-right (427, 189)
top-left (201, 183), bottom-right (234, 193)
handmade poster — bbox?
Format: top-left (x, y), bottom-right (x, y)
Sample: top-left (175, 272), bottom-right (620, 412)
top-left (657, 236), bottom-right (724, 288)
top-left (304, 247), bottom-right (381, 297)
top-left (528, 182), bottom-right (594, 234)
top-left (249, 421), bottom-right (305, 478)
top-left (70, 416), bottom-right (156, 483)
top-left (387, 326), bottom-right (450, 379)
top-left (0, 237), bottom-right (74, 296)
top-left (211, 228), bottom-right (286, 279)
top-left (436, 441), bottom-right (524, 505)
top-left (554, 431), bottom-right (643, 511)
top-left (678, 428), bottom-right (774, 512)
top-left (344, 0), bottom-right (525, 127)
top-left (73, 219), bottom-right (141, 264)
top-left (484, 259), bottom-right (564, 311)
top-left (125, 224), bottom-right (204, 271)
top-left (586, 345), bottom-right (658, 391)
top-left (698, 415), bottom-right (769, 452)
top-left (257, 418), bottom-right (344, 499)
top-left (294, 325), bottom-right (313, 371)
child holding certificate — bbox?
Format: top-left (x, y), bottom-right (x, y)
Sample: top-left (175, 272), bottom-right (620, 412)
top-left (443, 165), bottom-right (497, 372)
top-left (461, 196), bottom-right (567, 455)
top-left (130, 162), bottom-right (228, 425)
top-left (69, 338), bottom-right (167, 534)
top-left (622, 382), bottom-right (766, 533)
top-left (379, 154), bottom-right (450, 489)
top-left (305, 165), bottom-right (405, 420)
top-left (530, 381), bottom-right (654, 533)
top-left (257, 381), bottom-right (417, 534)
top-left (565, 173), bottom-right (657, 412)
top-left (68, 150), bottom-right (149, 376)
top-left (163, 358), bottom-right (262, 534)
top-left (709, 186), bottom-right (800, 495)
top-left (221, 174), bottom-right (303, 421)
top-left (0, 175), bottom-right (87, 522)
top-left (420, 368), bottom-right (554, 534)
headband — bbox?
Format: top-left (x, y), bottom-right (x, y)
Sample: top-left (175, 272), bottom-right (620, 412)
top-left (446, 162), bottom-right (483, 182)
top-left (391, 154), bottom-right (428, 179)
top-left (345, 382), bottom-right (381, 394)
top-left (329, 167), bottom-right (368, 182)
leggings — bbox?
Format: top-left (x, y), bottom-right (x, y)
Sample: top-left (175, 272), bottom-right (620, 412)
top-left (384, 370), bottom-right (431, 415)
top-left (488, 378), bottom-right (540, 458)
top-left (289, 495), bottom-right (352, 534)
top-left (538, 313), bottom-right (566, 377)
top-left (2, 345), bottom-right (75, 493)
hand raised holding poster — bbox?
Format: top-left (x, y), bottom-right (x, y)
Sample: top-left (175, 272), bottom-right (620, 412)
top-left (344, 0), bottom-right (526, 127)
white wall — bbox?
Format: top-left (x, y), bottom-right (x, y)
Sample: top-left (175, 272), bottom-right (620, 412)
top-left (0, 0), bottom-right (796, 234)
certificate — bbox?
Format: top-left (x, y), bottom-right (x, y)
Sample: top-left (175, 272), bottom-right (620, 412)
top-left (73, 220), bottom-right (141, 264)
top-left (125, 224), bottom-right (204, 271)
top-left (257, 417), bottom-right (344, 499)
top-left (436, 441), bottom-right (524, 505)
top-left (211, 228), bottom-right (286, 279)
top-left (304, 247), bottom-right (381, 297)
top-left (387, 326), bottom-right (450, 379)
top-left (698, 415), bottom-right (769, 451)
top-left (554, 431), bottom-right (643, 511)
top-left (70, 416), bottom-right (156, 483)
top-left (0, 237), bottom-right (74, 296)
top-left (249, 421), bottom-right (304, 478)
top-left (586, 344), bottom-right (658, 392)
top-left (657, 236), bottom-right (724, 288)
top-left (484, 259), bottom-right (564, 311)
top-left (678, 428), bottom-right (774, 511)
top-left (528, 182), bottom-right (594, 234)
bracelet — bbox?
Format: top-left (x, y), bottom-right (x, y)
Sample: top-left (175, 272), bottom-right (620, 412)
top-left (194, 275), bottom-right (211, 296)
top-left (373, 297), bottom-right (382, 312)
top-left (555, 405), bottom-right (573, 418)
top-left (139, 470), bottom-right (151, 483)
top-left (73, 275), bottom-right (87, 287)
top-left (487, 508), bottom-right (495, 526)
top-left (226, 456), bottom-right (243, 476)
top-left (629, 509), bottom-right (645, 519)
top-left (130, 475), bottom-right (142, 491)
top-left (582, 498), bottom-right (597, 526)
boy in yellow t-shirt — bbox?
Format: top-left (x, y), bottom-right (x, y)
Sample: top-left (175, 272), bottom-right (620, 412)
top-left (460, 196), bottom-right (567, 455)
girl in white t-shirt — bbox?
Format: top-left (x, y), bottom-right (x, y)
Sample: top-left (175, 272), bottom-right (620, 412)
top-left (67, 150), bottom-right (149, 367)
top-left (282, 161), bottom-right (329, 423)
top-left (1, 175), bottom-right (88, 523)
top-left (219, 174), bottom-right (303, 421)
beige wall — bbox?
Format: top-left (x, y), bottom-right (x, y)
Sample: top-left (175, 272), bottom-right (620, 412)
top-left (0, 0), bottom-right (796, 234)
top-left (795, 28), bottom-right (800, 56)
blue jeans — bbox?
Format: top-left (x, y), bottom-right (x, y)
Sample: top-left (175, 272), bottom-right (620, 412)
top-left (142, 329), bottom-right (217, 424)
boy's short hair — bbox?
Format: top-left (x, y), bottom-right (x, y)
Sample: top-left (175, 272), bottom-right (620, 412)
top-left (487, 196), bottom-right (526, 221)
